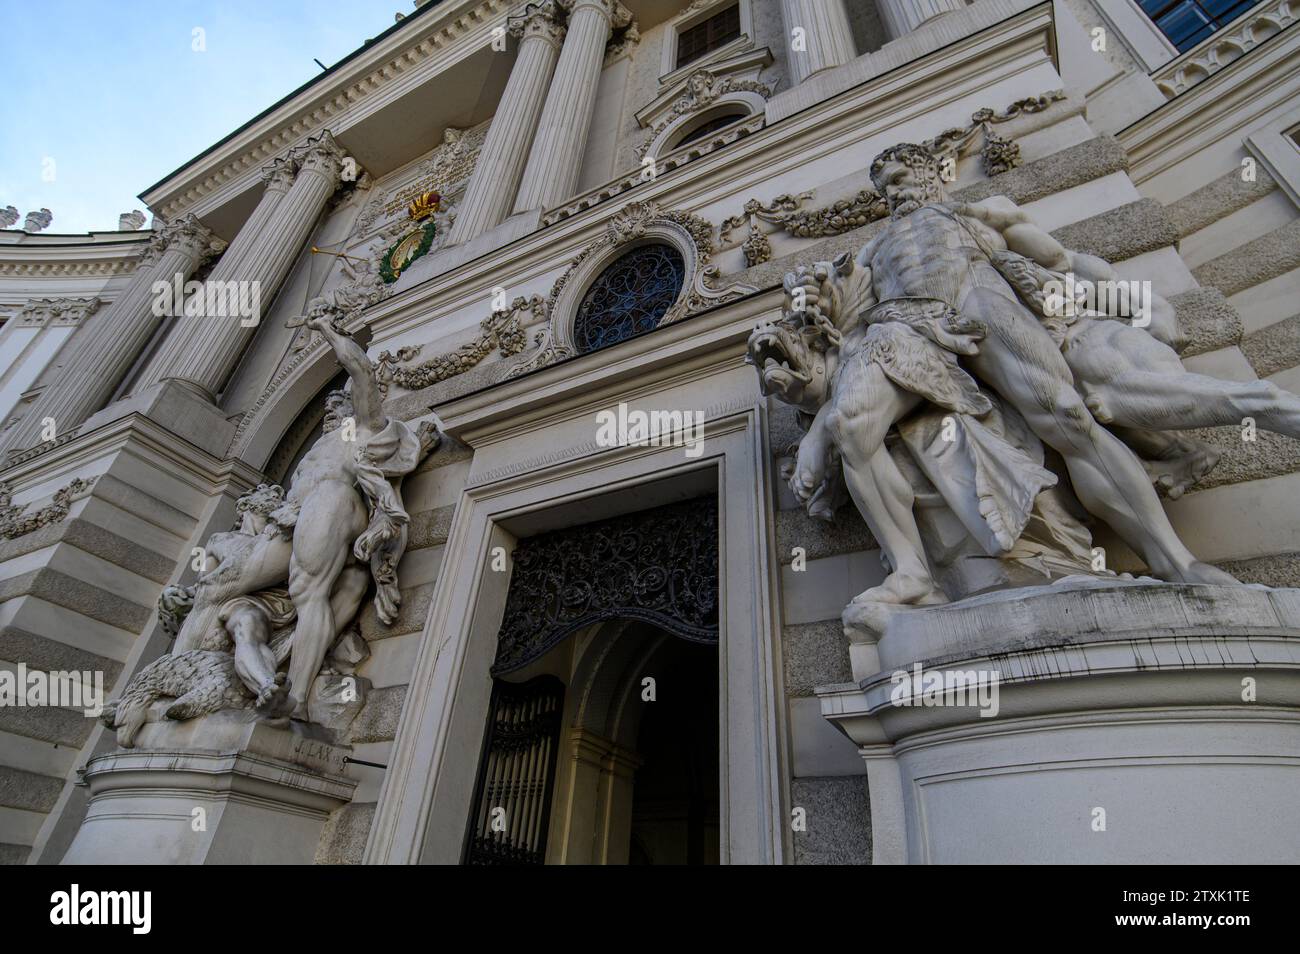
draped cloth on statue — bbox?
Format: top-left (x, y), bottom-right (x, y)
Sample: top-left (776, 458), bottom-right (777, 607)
top-left (352, 418), bottom-right (423, 625)
top-left (840, 309), bottom-right (1054, 556)
top-left (897, 409), bottom-right (1057, 557)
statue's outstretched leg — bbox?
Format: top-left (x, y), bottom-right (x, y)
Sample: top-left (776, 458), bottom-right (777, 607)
top-left (828, 362), bottom-right (943, 605)
top-left (284, 482), bottom-right (368, 716)
top-left (1088, 369), bottom-right (1300, 439)
top-left (963, 288), bottom-right (1236, 586)
top-left (226, 604), bottom-right (284, 708)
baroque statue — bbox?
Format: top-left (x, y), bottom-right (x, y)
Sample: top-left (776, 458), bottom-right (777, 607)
top-left (749, 142), bottom-right (1300, 630)
top-left (104, 296), bottom-right (439, 745)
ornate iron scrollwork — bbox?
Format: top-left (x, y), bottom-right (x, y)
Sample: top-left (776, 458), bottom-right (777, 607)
top-left (492, 497), bottom-right (719, 675)
top-left (571, 243), bottom-right (686, 354)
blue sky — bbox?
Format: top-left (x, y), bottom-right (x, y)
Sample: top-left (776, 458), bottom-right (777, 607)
top-left (0, 0), bottom-right (408, 234)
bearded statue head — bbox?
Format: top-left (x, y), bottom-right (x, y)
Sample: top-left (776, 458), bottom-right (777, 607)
top-left (322, 389), bottom-right (355, 433)
top-left (869, 143), bottom-right (946, 219)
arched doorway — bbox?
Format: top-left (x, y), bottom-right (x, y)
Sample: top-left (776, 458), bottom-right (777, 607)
top-left (462, 498), bottom-right (720, 865)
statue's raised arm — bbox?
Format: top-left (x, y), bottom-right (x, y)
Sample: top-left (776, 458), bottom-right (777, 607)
top-left (294, 297), bottom-right (385, 434)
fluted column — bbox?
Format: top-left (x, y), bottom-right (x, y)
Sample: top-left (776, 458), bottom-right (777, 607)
top-left (781, 0), bottom-right (857, 84)
top-left (450, 2), bottom-right (566, 244)
top-left (513, 0), bottom-right (628, 214)
top-left (136, 133), bottom-right (345, 400)
top-left (0, 216), bottom-right (222, 454)
top-left (876, 0), bottom-right (965, 40)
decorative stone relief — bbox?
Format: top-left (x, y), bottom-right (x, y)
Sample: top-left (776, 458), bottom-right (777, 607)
top-left (118, 210), bottom-right (147, 231)
top-left (137, 214), bottom-right (226, 269)
top-left (605, 19), bottom-right (640, 63)
top-left (721, 91), bottom-right (1067, 266)
top-left (13, 297), bottom-right (101, 328)
top-left (2, 206), bottom-right (21, 229)
top-left (374, 294), bottom-right (547, 393)
top-left (354, 124), bottom-right (487, 239)
top-left (515, 200), bottom-right (757, 376)
top-left (635, 68), bottom-right (773, 160)
top-left (103, 300), bottom-right (441, 745)
top-left (749, 141), bottom-right (1300, 638)
top-left (0, 477), bottom-right (96, 539)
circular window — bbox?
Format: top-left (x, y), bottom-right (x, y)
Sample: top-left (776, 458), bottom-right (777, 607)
top-left (572, 244), bottom-right (686, 354)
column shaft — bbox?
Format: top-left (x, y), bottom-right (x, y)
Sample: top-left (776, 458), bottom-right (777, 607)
top-left (132, 164), bottom-right (293, 394)
top-left (449, 4), bottom-right (565, 243)
top-left (512, 0), bottom-right (620, 214)
top-left (0, 217), bottom-right (219, 453)
top-left (137, 138), bottom-right (342, 399)
top-left (781, 0), bottom-right (857, 84)
top-left (876, 0), bottom-right (966, 40)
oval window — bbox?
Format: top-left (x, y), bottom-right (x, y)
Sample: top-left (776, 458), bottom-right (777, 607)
top-left (572, 243), bottom-right (686, 354)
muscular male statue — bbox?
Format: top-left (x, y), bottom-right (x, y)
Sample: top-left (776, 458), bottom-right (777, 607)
top-left (173, 299), bottom-right (435, 717)
top-left (768, 142), bottom-right (1300, 607)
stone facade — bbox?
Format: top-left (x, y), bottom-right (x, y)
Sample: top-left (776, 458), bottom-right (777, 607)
top-left (1, 0), bottom-right (1298, 865)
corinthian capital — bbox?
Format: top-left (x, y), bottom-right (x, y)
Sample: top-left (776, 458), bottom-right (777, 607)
top-left (294, 130), bottom-right (347, 182)
top-left (261, 156), bottom-right (298, 192)
top-left (565, 0), bottom-right (631, 26)
top-left (509, 0), bottom-right (566, 44)
top-left (141, 213), bottom-right (226, 268)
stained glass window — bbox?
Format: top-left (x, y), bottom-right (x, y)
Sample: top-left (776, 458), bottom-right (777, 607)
top-left (572, 244), bottom-right (686, 354)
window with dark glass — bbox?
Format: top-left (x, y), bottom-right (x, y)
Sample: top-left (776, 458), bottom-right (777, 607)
top-left (675, 4), bottom-right (741, 69)
top-left (1138, 0), bottom-right (1256, 52)
top-left (572, 244), bottom-right (686, 354)
top-left (674, 111), bottom-right (746, 148)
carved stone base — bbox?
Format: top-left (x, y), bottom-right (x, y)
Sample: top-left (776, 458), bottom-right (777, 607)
top-left (822, 580), bottom-right (1300, 864)
top-left (62, 714), bottom-right (355, 864)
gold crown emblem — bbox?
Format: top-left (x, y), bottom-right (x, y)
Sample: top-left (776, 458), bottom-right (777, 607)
top-left (408, 191), bottom-right (441, 222)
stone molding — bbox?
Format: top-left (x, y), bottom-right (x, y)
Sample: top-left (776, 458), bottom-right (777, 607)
top-left (10, 296), bottom-right (100, 328)
top-left (146, 0), bottom-right (513, 222)
top-left (373, 293), bottom-right (546, 393)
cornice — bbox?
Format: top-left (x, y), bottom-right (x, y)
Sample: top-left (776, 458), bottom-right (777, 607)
top-left (0, 235), bottom-right (150, 278)
top-left (0, 410), bottom-right (264, 496)
top-left (140, 0), bottom-right (512, 222)
top-left (1118, 26), bottom-right (1300, 185)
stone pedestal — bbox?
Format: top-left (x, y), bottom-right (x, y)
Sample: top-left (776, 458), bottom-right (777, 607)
top-left (821, 579), bottom-right (1300, 864)
top-left (62, 715), bottom-right (356, 865)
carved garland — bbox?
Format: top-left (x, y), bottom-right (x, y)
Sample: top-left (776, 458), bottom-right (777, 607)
top-left (720, 91), bottom-right (1067, 266)
top-left (373, 294), bottom-right (546, 393)
top-left (0, 477), bottom-right (96, 540)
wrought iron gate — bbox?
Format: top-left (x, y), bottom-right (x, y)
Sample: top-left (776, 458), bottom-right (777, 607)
top-left (462, 675), bottom-right (565, 865)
